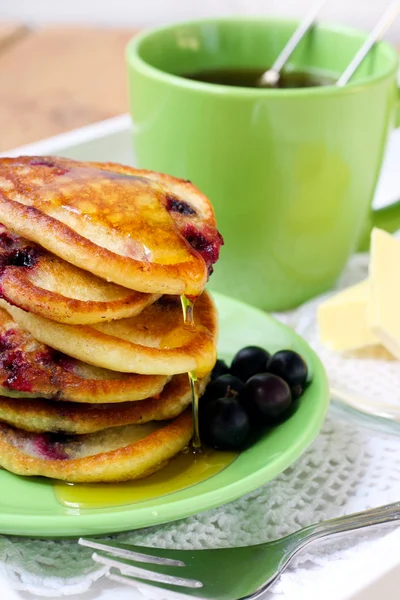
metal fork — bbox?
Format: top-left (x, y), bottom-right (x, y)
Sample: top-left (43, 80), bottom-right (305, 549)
top-left (79, 501), bottom-right (400, 600)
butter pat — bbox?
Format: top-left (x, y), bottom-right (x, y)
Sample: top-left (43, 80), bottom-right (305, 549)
top-left (368, 228), bottom-right (400, 360)
top-left (318, 280), bottom-right (379, 351)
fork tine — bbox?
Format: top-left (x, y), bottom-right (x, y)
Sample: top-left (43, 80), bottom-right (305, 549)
top-left (107, 573), bottom-right (202, 600)
top-left (93, 553), bottom-right (203, 589)
top-left (78, 538), bottom-right (185, 567)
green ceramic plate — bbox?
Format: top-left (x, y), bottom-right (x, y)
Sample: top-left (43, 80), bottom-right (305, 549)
top-left (0, 291), bottom-right (329, 537)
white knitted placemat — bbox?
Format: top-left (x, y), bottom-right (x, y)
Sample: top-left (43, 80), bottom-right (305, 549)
top-left (1, 254), bottom-right (400, 599)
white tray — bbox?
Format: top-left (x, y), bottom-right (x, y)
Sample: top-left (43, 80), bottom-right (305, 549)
top-left (3, 115), bottom-right (400, 600)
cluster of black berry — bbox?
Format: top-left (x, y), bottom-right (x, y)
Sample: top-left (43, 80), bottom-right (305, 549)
top-left (200, 346), bottom-right (309, 450)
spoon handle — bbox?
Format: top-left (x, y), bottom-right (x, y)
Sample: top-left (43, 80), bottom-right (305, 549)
top-left (337, 1), bottom-right (400, 86)
top-left (270, 0), bottom-right (329, 74)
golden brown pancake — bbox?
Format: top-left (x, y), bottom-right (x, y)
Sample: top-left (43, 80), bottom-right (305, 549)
top-left (0, 291), bottom-right (218, 376)
top-left (0, 374), bottom-right (208, 434)
top-left (87, 161), bottom-right (223, 276)
top-left (0, 410), bottom-right (192, 482)
top-left (0, 225), bottom-right (159, 324)
top-left (0, 308), bottom-right (168, 402)
top-left (0, 157), bottom-right (223, 296)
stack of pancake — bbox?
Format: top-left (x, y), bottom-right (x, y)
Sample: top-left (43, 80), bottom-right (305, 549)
top-left (0, 156), bottom-right (222, 482)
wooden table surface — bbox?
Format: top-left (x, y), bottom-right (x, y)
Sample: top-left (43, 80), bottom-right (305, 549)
top-left (0, 23), bottom-right (137, 152)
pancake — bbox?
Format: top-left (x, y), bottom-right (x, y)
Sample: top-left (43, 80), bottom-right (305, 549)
top-left (0, 410), bottom-right (193, 482)
top-left (0, 291), bottom-right (218, 376)
top-left (0, 225), bottom-right (159, 324)
top-left (0, 374), bottom-right (208, 434)
top-left (0, 157), bottom-right (223, 296)
top-left (86, 161), bottom-right (223, 276)
top-left (0, 308), bottom-right (168, 403)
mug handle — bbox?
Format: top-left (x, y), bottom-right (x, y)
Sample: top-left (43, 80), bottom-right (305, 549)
top-left (357, 86), bottom-right (400, 251)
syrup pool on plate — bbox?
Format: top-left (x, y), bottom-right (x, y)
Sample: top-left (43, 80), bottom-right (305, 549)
top-left (54, 447), bottom-right (237, 509)
top-left (181, 294), bottom-right (202, 451)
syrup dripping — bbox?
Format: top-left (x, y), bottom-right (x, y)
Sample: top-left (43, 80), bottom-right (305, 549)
top-left (180, 294), bottom-right (202, 452)
top-left (53, 447), bottom-right (237, 509)
top-left (52, 292), bottom-right (226, 510)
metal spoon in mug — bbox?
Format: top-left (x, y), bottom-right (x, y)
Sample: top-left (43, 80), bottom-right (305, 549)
top-left (336, 0), bottom-right (400, 86)
top-left (259, 0), bottom-right (329, 88)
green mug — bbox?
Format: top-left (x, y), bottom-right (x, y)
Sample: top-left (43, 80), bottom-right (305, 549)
top-left (126, 18), bottom-right (400, 311)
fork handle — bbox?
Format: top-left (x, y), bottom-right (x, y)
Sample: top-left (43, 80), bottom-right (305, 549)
top-left (292, 501), bottom-right (400, 552)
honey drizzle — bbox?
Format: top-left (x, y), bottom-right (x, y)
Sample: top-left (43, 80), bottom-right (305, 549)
top-left (24, 162), bottom-right (200, 266)
top-left (52, 296), bottom-right (230, 509)
top-left (180, 294), bottom-right (202, 452)
top-left (188, 371), bottom-right (201, 451)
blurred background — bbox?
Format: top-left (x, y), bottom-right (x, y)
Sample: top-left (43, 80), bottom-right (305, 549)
top-left (0, 0), bottom-right (397, 32)
top-left (0, 0), bottom-right (398, 152)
